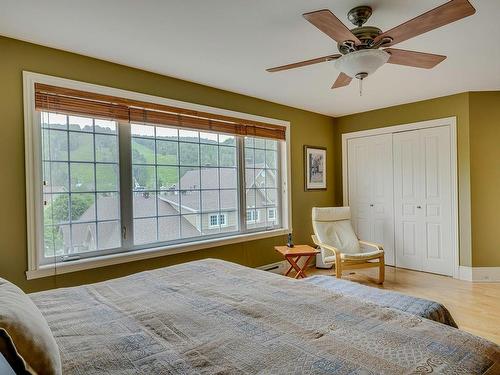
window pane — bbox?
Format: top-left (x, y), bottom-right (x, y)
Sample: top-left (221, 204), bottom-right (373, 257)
top-left (180, 190), bottom-right (200, 214)
top-left (95, 134), bottom-right (118, 162)
top-left (244, 147), bottom-right (254, 167)
top-left (254, 148), bottom-right (265, 166)
top-left (220, 168), bottom-right (237, 189)
top-left (69, 116), bottom-right (93, 132)
top-left (219, 135), bottom-right (235, 146)
top-left (95, 164), bottom-right (119, 191)
top-left (133, 165), bottom-right (156, 190)
top-left (179, 143), bottom-right (199, 165)
top-left (180, 167), bottom-right (200, 189)
top-left (47, 113), bottom-right (67, 130)
top-left (134, 218), bottom-right (157, 245)
top-left (220, 146), bottom-right (236, 167)
top-left (44, 224), bottom-right (66, 257)
top-left (157, 140), bottom-right (178, 165)
top-left (158, 191), bottom-right (179, 215)
top-left (70, 163), bottom-right (94, 192)
top-left (158, 216), bottom-right (180, 241)
top-left (201, 168), bottom-right (219, 189)
top-left (97, 192), bottom-right (119, 221)
top-left (200, 132), bottom-right (218, 144)
top-left (220, 211), bottom-right (238, 233)
top-left (71, 193), bottom-right (95, 222)
top-left (254, 138), bottom-right (266, 149)
top-left (45, 130), bottom-right (68, 161)
top-left (179, 129), bottom-right (199, 142)
top-left (69, 132), bottom-right (94, 162)
top-left (201, 144), bottom-right (218, 167)
top-left (97, 221), bottom-right (121, 250)
top-left (265, 170), bottom-right (277, 188)
top-left (157, 166), bottom-right (179, 190)
top-left (133, 191), bottom-right (157, 218)
top-left (156, 126), bottom-right (178, 140)
top-left (71, 223), bottom-right (97, 253)
top-left (266, 150), bottom-right (277, 169)
top-left (94, 119), bottom-right (117, 134)
top-left (43, 162), bottom-right (69, 193)
top-left (44, 193), bottom-right (69, 225)
top-left (220, 190), bottom-right (237, 210)
top-left (181, 214), bottom-right (201, 238)
top-left (202, 190), bottom-right (219, 212)
top-left (132, 138), bottom-right (155, 164)
top-left (131, 124), bottom-right (154, 138)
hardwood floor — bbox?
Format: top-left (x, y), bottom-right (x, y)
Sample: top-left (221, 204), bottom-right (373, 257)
top-left (309, 265), bottom-right (500, 344)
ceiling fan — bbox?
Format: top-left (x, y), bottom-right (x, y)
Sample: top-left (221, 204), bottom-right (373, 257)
top-left (266, 0), bottom-right (476, 93)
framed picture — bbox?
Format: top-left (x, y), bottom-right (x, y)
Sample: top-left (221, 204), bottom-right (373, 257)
top-left (304, 145), bottom-right (327, 191)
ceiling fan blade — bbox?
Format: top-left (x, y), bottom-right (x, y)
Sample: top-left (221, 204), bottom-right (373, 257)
top-left (332, 73), bottom-right (352, 89)
top-left (266, 54), bottom-right (341, 72)
top-left (385, 48), bottom-right (446, 69)
top-left (303, 10), bottom-right (361, 45)
top-left (374, 0), bottom-right (475, 47)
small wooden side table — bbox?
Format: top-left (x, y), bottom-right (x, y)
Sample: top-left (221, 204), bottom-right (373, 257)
top-left (274, 245), bottom-right (320, 279)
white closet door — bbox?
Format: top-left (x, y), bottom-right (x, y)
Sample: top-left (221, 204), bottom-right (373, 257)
top-left (393, 130), bottom-right (423, 271)
top-left (347, 134), bottom-right (394, 265)
top-left (420, 126), bottom-right (453, 275)
top-left (393, 126), bottom-right (453, 275)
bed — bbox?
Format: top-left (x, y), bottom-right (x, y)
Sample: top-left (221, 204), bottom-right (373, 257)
top-left (25, 258), bottom-right (499, 374)
top-left (304, 275), bottom-right (458, 328)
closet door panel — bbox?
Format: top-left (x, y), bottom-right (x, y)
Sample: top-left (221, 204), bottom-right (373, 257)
top-left (420, 126), bottom-right (453, 275)
top-left (347, 134), bottom-right (394, 265)
top-left (348, 139), bottom-right (373, 240)
top-left (370, 134), bottom-right (394, 265)
top-left (394, 130), bottom-right (423, 271)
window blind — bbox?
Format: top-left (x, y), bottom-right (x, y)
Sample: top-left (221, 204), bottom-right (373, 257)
top-left (34, 83), bottom-right (286, 140)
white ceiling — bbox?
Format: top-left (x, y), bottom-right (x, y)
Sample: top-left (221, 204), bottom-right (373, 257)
top-left (1, 0), bottom-right (499, 116)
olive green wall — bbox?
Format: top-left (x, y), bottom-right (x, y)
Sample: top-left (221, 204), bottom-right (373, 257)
top-left (0, 36), bottom-right (335, 292)
top-left (334, 93), bottom-right (473, 266)
top-left (469, 92), bottom-right (500, 267)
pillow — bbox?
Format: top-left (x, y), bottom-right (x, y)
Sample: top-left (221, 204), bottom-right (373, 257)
top-left (0, 277), bottom-right (61, 375)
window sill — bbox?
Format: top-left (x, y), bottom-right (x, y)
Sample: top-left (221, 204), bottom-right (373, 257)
top-left (25, 228), bottom-right (290, 280)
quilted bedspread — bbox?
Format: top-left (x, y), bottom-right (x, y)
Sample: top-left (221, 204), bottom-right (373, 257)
top-left (304, 275), bottom-right (458, 328)
top-left (30, 259), bottom-right (500, 374)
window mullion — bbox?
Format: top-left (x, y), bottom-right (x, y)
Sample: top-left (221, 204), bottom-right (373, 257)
top-left (237, 137), bottom-right (247, 233)
top-left (118, 120), bottom-right (134, 249)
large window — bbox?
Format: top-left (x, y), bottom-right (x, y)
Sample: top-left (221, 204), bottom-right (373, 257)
top-left (26, 76), bottom-right (289, 275)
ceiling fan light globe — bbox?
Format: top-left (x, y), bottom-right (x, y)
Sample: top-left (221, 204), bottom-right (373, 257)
top-left (334, 49), bottom-right (389, 78)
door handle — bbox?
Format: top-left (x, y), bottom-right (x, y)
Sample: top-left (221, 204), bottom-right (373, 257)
top-left (370, 204), bottom-right (374, 207)
top-left (417, 206), bottom-right (422, 209)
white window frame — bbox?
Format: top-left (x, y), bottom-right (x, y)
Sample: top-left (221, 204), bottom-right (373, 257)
top-left (23, 72), bottom-right (292, 280)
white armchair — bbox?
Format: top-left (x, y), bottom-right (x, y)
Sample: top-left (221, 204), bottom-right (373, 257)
top-left (312, 207), bottom-right (385, 284)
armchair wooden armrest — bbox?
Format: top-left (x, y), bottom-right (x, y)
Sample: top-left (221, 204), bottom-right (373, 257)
top-left (359, 240), bottom-right (384, 251)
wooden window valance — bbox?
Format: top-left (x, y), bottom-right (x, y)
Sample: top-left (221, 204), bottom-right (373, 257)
top-left (34, 83), bottom-right (286, 140)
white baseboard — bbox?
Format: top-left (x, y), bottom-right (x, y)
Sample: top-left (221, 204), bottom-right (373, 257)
top-left (257, 260), bottom-right (288, 274)
top-left (458, 266), bottom-right (500, 282)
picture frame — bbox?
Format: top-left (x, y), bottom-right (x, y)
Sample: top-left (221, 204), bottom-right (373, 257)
top-left (304, 145), bottom-right (327, 191)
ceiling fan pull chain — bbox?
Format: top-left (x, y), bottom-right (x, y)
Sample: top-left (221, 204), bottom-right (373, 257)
top-left (359, 77), bottom-right (363, 96)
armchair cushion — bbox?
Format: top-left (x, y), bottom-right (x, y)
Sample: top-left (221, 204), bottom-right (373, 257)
top-left (312, 207), bottom-right (360, 255)
top-left (324, 249), bottom-right (384, 263)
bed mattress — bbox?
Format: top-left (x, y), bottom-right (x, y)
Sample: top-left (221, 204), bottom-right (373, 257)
top-left (304, 275), bottom-right (458, 328)
top-left (30, 259), bottom-right (500, 374)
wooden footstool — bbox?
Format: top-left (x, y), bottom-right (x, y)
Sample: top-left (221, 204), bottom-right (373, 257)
top-left (274, 245), bottom-right (319, 279)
